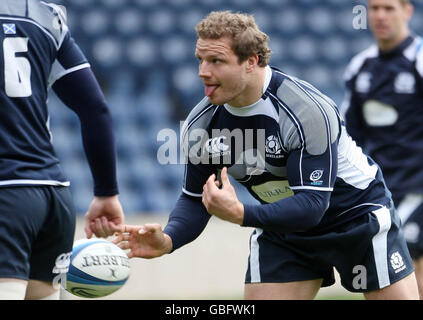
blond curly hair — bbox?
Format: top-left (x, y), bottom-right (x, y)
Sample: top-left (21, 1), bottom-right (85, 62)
top-left (195, 11), bottom-right (271, 67)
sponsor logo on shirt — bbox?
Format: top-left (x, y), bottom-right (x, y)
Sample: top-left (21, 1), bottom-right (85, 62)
top-left (356, 72), bottom-right (372, 93)
top-left (310, 170), bottom-right (324, 186)
top-left (265, 135), bottom-right (284, 159)
top-left (204, 136), bottom-right (230, 158)
top-left (394, 72), bottom-right (415, 94)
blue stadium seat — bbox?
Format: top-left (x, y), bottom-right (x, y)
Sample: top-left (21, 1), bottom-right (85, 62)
top-left (302, 65), bottom-right (332, 92)
top-left (296, 0), bottom-right (320, 8)
top-left (197, 0), bottom-right (226, 9)
top-left (268, 35), bottom-right (287, 62)
top-left (287, 35), bottom-right (318, 65)
top-left (410, 10), bottom-right (423, 31)
top-left (171, 64), bottom-right (203, 110)
top-left (100, 0), bottom-right (129, 9)
top-left (261, 0), bottom-right (289, 8)
top-left (319, 36), bottom-right (350, 66)
top-left (145, 10), bottom-right (175, 37)
top-left (143, 181), bottom-right (180, 213)
top-left (166, 0), bottom-right (193, 9)
top-left (134, 0), bottom-right (157, 9)
top-left (80, 9), bottom-right (111, 37)
top-left (229, 0), bottom-right (255, 9)
top-left (177, 8), bottom-right (207, 35)
top-left (161, 35), bottom-right (195, 66)
top-left (91, 36), bottom-right (124, 70)
top-left (272, 8), bottom-right (302, 36)
top-left (249, 9), bottom-right (273, 34)
top-left (64, 0), bottom-right (95, 10)
top-left (126, 37), bottom-right (158, 70)
top-left (304, 7), bottom-right (335, 37)
top-left (113, 8), bottom-right (144, 37)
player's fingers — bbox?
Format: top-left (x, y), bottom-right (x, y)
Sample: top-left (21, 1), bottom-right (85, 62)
top-left (84, 214), bottom-right (93, 239)
top-left (94, 218), bottom-right (107, 238)
top-left (108, 221), bottom-right (123, 233)
top-left (206, 174), bottom-right (216, 187)
top-left (114, 233), bottom-right (130, 242)
top-left (221, 167), bottom-right (231, 187)
top-left (207, 175), bottom-right (220, 193)
top-left (112, 233), bottom-right (123, 244)
top-left (84, 224), bottom-right (93, 239)
top-left (141, 223), bottom-right (161, 234)
top-left (201, 191), bottom-right (208, 208)
top-left (117, 241), bottom-right (130, 251)
top-left (118, 224), bottom-right (140, 234)
top-left (100, 216), bottom-right (114, 237)
top-left (90, 221), bottom-right (97, 236)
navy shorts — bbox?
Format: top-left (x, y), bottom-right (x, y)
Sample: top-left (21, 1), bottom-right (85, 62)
top-left (0, 186), bottom-right (76, 282)
top-left (395, 194), bottom-right (423, 260)
top-left (245, 205), bottom-right (414, 293)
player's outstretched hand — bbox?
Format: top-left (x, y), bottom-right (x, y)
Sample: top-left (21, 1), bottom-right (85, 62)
top-left (84, 195), bottom-right (125, 239)
top-left (202, 167), bottom-right (244, 225)
top-left (112, 224), bottom-right (173, 259)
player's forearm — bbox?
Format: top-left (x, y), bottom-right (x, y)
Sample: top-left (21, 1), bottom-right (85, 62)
top-left (79, 110), bottom-right (118, 196)
top-left (242, 190), bottom-right (330, 233)
top-left (53, 68), bottom-right (118, 196)
top-left (163, 193), bottom-right (211, 252)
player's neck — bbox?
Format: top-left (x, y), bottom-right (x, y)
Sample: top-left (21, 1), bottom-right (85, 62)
top-left (377, 30), bottom-right (410, 53)
top-left (227, 67), bottom-right (266, 108)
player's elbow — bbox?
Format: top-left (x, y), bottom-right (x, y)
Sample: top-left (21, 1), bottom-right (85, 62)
top-left (297, 191), bottom-right (330, 231)
top-left (300, 209), bottom-right (325, 231)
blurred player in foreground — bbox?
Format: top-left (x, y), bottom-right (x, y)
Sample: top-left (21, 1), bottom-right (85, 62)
top-left (0, 0), bottom-right (124, 299)
top-left (342, 0), bottom-right (423, 298)
top-left (113, 11), bottom-right (418, 299)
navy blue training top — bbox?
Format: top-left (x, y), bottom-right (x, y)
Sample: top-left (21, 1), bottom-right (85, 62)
top-left (0, 0), bottom-right (118, 196)
top-left (164, 66), bottom-right (392, 251)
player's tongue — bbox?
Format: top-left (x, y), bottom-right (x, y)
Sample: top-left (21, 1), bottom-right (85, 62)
top-left (205, 85), bottom-right (219, 97)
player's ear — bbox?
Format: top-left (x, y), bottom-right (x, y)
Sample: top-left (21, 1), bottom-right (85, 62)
top-left (246, 54), bottom-right (259, 73)
top-left (403, 2), bottom-right (414, 21)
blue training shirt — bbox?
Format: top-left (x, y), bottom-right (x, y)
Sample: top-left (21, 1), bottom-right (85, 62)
top-left (342, 35), bottom-right (423, 204)
top-left (0, 0), bottom-right (118, 196)
top-left (164, 66), bottom-right (392, 250)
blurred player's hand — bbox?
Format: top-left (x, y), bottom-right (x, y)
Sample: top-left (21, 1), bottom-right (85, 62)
top-left (202, 167), bottom-right (244, 225)
top-left (84, 195), bottom-right (124, 238)
top-left (112, 224), bottom-right (173, 259)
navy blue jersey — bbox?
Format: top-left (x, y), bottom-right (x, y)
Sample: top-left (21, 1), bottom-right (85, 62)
top-left (342, 35), bottom-right (423, 203)
top-left (181, 66), bottom-right (391, 233)
top-left (0, 0), bottom-right (89, 187)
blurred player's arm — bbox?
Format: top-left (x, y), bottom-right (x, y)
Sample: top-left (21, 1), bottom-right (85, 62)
top-left (340, 60), bottom-right (367, 148)
top-left (342, 89), bottom-right (367, 148)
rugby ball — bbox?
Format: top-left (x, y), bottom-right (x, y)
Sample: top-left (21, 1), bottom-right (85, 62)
top-left (65, 238), bottom-right (130, 298)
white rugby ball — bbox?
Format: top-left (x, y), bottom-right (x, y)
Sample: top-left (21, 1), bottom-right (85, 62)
top-left (65, 238), bottom-right (130, 298)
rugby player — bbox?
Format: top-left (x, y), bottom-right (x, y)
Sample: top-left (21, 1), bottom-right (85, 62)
top-left (114, 11), bottom-right (419, 300)
top-left (342, 0), bottom-right (423, 298)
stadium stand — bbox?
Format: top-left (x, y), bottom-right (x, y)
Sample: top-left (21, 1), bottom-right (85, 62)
top-left (47, 0), bottom-right (423, 214)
